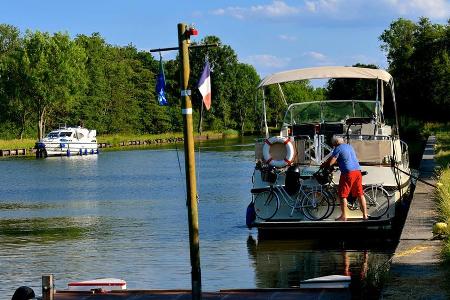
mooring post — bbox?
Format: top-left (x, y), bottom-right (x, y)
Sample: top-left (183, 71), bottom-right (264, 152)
top-left (178, 22), bottom-right (202, 300)
top-left (42, 274), bottom-right (54, 300)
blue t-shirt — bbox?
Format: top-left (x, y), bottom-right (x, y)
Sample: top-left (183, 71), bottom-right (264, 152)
top-left (332, 143), bottom-right (360, 174)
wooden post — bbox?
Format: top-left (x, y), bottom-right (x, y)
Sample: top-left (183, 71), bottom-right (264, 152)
top-left (178, 23), bottom-right (202, 300)
top-left (42, 274), bottom-right (54, 300)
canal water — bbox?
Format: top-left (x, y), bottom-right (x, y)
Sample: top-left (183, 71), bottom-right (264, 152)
top-left (0, 137), bottom-right (393, 298)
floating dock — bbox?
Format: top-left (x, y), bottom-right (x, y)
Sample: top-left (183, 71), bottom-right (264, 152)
top-left (51, 288), bottom-right (351, 299)
top-left (24, 275), bottom-right (351, 300)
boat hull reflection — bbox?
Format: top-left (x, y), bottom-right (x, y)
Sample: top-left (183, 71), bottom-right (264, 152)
top-left (246, 236), bottom-right (394, 298)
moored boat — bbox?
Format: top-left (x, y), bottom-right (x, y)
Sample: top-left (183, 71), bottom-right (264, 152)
top-left (68, 278), bottom-right (127, 291)
top-left (249, 66), bottom-right (411, 234)
top-left (36, 126), bottom-right (98, 157)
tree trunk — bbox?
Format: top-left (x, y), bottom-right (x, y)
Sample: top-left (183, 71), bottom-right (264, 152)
top-left (38, 105), bottom-right (46, 140)
top-left (19, 113), bottom-right (25, 140)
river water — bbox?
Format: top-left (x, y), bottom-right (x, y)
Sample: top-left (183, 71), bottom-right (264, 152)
top-left (0, 137), bottom-right (393, 298)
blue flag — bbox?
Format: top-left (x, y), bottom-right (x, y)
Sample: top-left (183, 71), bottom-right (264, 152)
top-left (156, 56), bottom-right (168, 106)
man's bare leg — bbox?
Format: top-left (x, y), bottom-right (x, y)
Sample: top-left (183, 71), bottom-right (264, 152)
top-left (336, 197), bottom-right (347, 221)
top-left (358, 194), bottom-right (368, 220)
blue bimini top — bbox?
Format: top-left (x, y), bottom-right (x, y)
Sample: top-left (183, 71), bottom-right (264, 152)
top-left (332, 143), bottom-right (361, 174)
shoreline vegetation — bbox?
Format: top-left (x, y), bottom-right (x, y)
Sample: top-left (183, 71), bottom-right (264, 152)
top-left (0, 130), bottom-right (240, 157)
top-left (431, 124), bottom-right (450, 265)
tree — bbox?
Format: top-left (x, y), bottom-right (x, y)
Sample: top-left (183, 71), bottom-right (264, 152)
top-left (0, 24), bottom-right (33, 139)
top-left (20, 31), bottom-right (88, 139)
top-left (230, 63), bottom-right (260, 134)
top-left (380, 18), bottom-right (449, 120)
top-left (189, 36), bottom-right (239, 131)
top-left (326, 63), bottom-right (379, 100)
top-left (263, 80), bottom-right (324, 130)
top-left (73, 33), bottom-right (111, 132)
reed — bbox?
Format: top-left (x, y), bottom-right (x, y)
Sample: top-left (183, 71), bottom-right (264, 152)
top-left (432, 123), bottom-right (450, 264)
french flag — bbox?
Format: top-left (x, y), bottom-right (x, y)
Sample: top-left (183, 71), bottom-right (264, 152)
top-left (197, 61), bottom-right (211, 110)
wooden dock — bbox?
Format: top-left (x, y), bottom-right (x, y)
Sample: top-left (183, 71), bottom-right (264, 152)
top-left (20, 275), bottom-right (351, 300)
top-left (49, 288), bottom-right (351, 300)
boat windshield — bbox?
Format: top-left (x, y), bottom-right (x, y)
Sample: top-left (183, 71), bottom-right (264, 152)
top-left (283, 100), bottom-right (378, 125)
top-left (47, 132), bottom-right (59, 138)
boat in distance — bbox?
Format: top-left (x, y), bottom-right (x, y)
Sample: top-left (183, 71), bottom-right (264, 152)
top-left (36, 125), bottom-right (98, 157)
top-left (248, 66), bottom-right (411, 234)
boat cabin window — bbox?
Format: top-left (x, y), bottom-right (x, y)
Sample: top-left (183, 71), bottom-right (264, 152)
top-left (47, 132), bottom-right (59, 138)
top-left (60, 132), bottom-right (72, 137)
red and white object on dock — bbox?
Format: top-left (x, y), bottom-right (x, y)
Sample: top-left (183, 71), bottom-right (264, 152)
top-left (68, 278), bottom-right (126, 291)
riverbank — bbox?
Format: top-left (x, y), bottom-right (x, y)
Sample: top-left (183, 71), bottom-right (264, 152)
top-left (0, 131), bottom-right (239, 157)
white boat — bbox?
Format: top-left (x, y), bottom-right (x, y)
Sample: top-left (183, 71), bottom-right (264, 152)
top-left (249, 66), bottom-right (411, 234)
top-left (36, 126), bottom-right (98, 157)
top-left (68, 278), bottom-right (126, 291)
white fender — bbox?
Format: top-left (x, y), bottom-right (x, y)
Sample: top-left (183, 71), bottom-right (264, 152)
top-left (263, 136), bottom-right (295, 168)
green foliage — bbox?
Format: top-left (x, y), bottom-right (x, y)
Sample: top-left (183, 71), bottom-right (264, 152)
top-left (379, 18), bottom-right (450, 120)
top-left (0, 26), bottom-right (328, 140)
top-left (326, 63), bottom-right (380, 100)
top-left (430, 124), bottom-right (450, 264)
top-left (264, 80), bottom-right (325, 129)
top-left (19, 30), bottom-right (88, 139)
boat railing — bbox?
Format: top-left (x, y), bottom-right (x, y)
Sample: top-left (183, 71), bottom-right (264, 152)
top-left (338, 134), bottom-right (392, 141)
top-left (255, 133), bottom-right (398, 166)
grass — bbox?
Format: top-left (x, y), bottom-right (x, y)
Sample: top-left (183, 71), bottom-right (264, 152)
top-left (429, 123), bottom-right (450, 267)
top-left (0, 138), bottom-right (36, 150)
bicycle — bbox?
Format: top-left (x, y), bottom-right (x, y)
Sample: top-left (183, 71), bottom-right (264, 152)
top-left (252, 168), bottom-right (332, 221)
top-left (315, 167), bottom-right (393, 219)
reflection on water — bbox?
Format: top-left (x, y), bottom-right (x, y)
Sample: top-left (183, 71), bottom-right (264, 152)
top-left (0, 137), bottom-right (393, 299)
top-left (246, 236), bottom-right (392, 298)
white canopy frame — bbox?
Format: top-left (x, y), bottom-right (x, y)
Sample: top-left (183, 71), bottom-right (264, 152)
top-left (258, 66), bottom-right (399, 138)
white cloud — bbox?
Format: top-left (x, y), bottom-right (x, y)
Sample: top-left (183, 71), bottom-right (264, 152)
top-left (212, 0), bottom-right (449, 25)
top-left (244, 54), bottom-right (291, 68)
top-left (384, 0), bottom-right (450, 19)
top-left (212, 7), bottom-right (246, 19)
top-left (305, 0), bottom-right (340, 13)
top-left (212, 1), bottom-right (300, 20)
top-left (305, 1), bottom-right (317, 12)
top-left (304, 51), bottom-right (327, 61)
top-left (250, 1), bottom-right (300, 17)
top-left (278, 34), bottom-right (297, 41)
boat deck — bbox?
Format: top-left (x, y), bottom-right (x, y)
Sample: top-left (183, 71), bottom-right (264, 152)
top-left (255, 217), bottom-right (401, 239)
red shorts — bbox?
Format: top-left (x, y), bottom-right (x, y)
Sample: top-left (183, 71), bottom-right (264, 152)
top-left (338, 170), bottom-right (363, 198)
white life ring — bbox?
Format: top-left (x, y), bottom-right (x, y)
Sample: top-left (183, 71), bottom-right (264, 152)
top-left (263, 136), bottom-right (295, 168)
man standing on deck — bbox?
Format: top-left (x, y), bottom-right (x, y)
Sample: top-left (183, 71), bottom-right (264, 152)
top-left (321, 136), bottom-right (368, 221)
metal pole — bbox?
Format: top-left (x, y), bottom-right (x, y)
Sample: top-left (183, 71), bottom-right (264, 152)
top-left (178, 23), bottom-right (202, 300)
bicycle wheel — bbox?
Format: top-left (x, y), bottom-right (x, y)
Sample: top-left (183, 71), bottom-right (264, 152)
top-left (363, 185), bottom-right (390, 218)
top-left (254, 190), bottom-right (279, 220)
top-left (302, 190), bottom-right (331, 221)
top-left (322, 190), bottom-right (337, 219)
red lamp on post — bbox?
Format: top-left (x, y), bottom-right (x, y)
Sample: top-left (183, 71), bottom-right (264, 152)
top-left (188, 25), bottom-right (198, 36)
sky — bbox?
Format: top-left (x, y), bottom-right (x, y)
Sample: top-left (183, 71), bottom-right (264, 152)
top-left (1, 0), bottom-right (449, 79)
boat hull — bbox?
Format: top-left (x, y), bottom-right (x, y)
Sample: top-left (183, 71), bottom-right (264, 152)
top-left (37, 142), bottom-right (98, 157)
